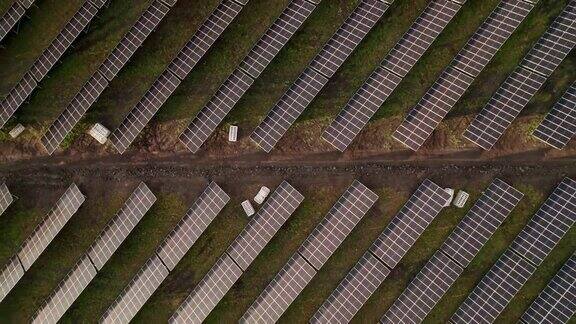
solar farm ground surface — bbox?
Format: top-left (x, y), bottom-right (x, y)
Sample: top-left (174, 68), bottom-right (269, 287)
top-left (0, 0), bottom-right (574, 323)
top-left (0, 0), bottom-right (573, 156)
top-left (0, 159), bottom-right (574, 323)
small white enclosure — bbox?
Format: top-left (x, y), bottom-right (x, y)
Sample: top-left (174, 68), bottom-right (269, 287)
top-left (254, 186), bottom-right (270, 204)
top-left (9, 124), bottom-right (25, 138)
top-left (453, 190), bottom-right (470, 208)
top-left (89, 123), bottom-right (110, 144)
top-left (229, 125), bottom-right (238, 142)
top-left (241, 200), bottom-right (255, 217)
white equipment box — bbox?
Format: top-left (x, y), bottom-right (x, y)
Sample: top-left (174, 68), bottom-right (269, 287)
top-left (89, 123), bottom-right (110, 144)
top-left (453, 190), bottom-right (470, 208)
top-left (443, 188), bottom-right (455, 207)
top-left (229, 125), bottom-right (238, 142)
top-left (241, 200), bottom-right (255, 217)
top-left (254, 186), bottom-right (270, 204)
top-left (9, 124), bottom-right (25, 138)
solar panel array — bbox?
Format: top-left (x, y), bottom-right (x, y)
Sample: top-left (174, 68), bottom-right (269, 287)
top-left (322, 0), bottom-right (465, 152)
top-left (392, 0), bottom-right (535, 151)
top-left (41, 0), bottom-right (175, 154)
top-left (241, 181), bottom-right (378, 323)
top-left (509, 177), bottom-right (576, 266)
top-left (533, 82), bottom-right (576, 149)
top-left (250, 0), bottom-right (392, 153)
top-left (170, 181), bottom-right (304, 324)
top-left (0, 183), bottom-right (84, 303)
top-left (0, 1), bottom-right (29, 43)
top-left (0, 183), bottom-right (13, 216)
top-left (0, 0), bottom-right (104, 129)
top-left (32, 182), bottom-right (156, 324)
top-left (464, 2), bottom-right (576, 150)
top-left (109, 0), bottom-right (247, 154)
top-left (440, 179), bottom-right (524, 267)
top-left (521, 253), bottom-right (575, 324)
top-left (101, 182), bottom-right (229, 324)
top-left (380, 179), bottom-right (523, 323)
top-left (179, 0), bottom-right (318, 153)
top-left (452, 177), bottom-right (576, 324)
top-left (310, 179), bottom-right (450, 324)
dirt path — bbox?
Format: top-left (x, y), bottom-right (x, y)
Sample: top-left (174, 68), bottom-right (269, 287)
top-left (1, 148), bottom-right (574, 188)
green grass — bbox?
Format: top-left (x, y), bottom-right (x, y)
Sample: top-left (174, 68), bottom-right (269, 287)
top-left (0, 177), bottom-right (574, 323)
top-left (1, 0), bottom-right (573, 147)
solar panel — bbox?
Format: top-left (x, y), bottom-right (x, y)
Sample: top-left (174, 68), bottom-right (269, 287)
top-left (100, 255), bottom-right (169, 324)
top-left (451, 248), bottom-right (537, 324)
top-left (169, 181), bottom-right (304, 323)
top-left (533, 82), bottom-right (576, 149)
top-left (297, 180), bottom-right (378, 270)
top-left (31, 182), bottom-right (155, 324)
top-left (99, 0), bottom-right (172, 81)
top-left (310, 252), bottom-right (391, 324)
top-left (463, 67), bottom-right (547, 150)
top-left (509, 177), bottom-right (576, 266)
top-left (19, 0), bottom-right (36, 9)
top-left (29, 2), bottom-right (99, 81)
top-left (170, 254), bottom-right (244, 324)
top-left (0, 256), bottom-right (25, 303)
top-left (250, 67), bottom-right (328, 153)
top-left (0, 72), bottom-right (37, 129)
top-left (156, 182), bottom-right (230, 270)
top-left (88, 0), bottom-right (107, 9)
top-left (41, 71), bottom-right (109, 154)
top-left (240, 253), bottom-right (317, 324)
top-left (521, 253), bottom-right (575, 324)
top-left (381, 251), bottom-right (464, 324)
top-left (17, 184), bottom-right (85, 270)
top-left (464, 3), bottom-right (576, 150)
top-left (310, 0), bottom-right (390, 78)
top-left (167, 0), bottom-right (244, 80)
top-left (101, 182), bottom-right (229, 324)
top-left (87, 182), bottom-right (156, 269)
top-left (31, 255), bottom-right (97, 324)
top-left (110, 0), bottom-right (249, 154)
top-left (250, 0), bottom-right (391, 153)
top-left (440, 179), bottom-right (523, 267)
top-left (108, 70), bottom-right (181, 154)
top-left (179, 69), bottom-right (255, 153)
top-left (370, 179), bottom-right (451, 268)
top-left (322, 67), bottom-right (402, 152)
top-left (310, 179), bottom-right (449, 324)
top-left (521, 2), bottom-right (576, 77)
top-left (225, 181), bottom-right (304, 270)
top-left (239, 0), bottom-right (318, 79)
top-left (178, 0), bottom-right (318, 154)
top-left (392, 66), bottom-right (475, 151)
top-left (322, 0), bottom-right (463, 152)
top-left (239, 180), bottom-right (377, 323)
top-left (41, 1), bottom-right (175, 155)
top-left (393, 0), bottom-right (535, 151)
top-left (0, 183), bottom-right (13, 216)
top-left (0, 2), bottom-right (26, 43)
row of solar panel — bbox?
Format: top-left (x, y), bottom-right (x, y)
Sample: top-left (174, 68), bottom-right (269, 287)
top-left (6, 0), bottom-right (574, 156)
top-left (40, 0), bottom-right (177, 154)
top-left (2, 177), bottom-right (573, 323)
top-left (170, 180), bottom-right (305, 323)
top-left (0, 183), bottom-right (85, 303)
top-left (0, 0), bottom-right (108, 129)
top-left (464, 1), bottom-right (576, 150)
top-left (108, 0), bottom-right (250, 154)
top-left (0, 0), bottom-right (36, 43)
top-left (178, 0), bottom-right (319, 153)
top-left (121, 0), bottom-right (575, 155)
